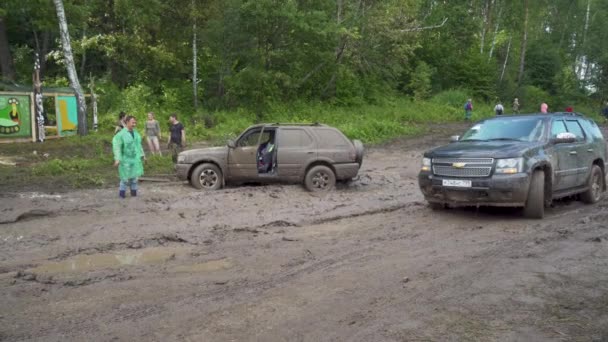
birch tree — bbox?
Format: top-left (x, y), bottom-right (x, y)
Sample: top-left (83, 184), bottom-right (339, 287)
top-left (517, 0), bottom-right (529, 86)
top-left (53, 0), bottom-right (87, 135)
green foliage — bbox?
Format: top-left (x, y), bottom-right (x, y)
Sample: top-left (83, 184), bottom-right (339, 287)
top-left (519, 86), bottom-right (551, 112)
top-left (408, 62), bottom-right (433, 101)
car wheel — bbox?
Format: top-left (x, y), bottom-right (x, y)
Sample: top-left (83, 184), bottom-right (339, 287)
top-left (353, 139), bottom-right (364, 166)
top-left (191, 163), bottom-right (223, 190)
top-left (581, 165), bottom-right (604, 204)
top-left (305, 165), bottom-right (336, 192)
top-left (523, 170), bottom-right (544, 219)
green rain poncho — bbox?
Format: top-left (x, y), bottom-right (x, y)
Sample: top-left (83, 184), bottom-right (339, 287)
top-left (112, 128), bottom-right (144, 180)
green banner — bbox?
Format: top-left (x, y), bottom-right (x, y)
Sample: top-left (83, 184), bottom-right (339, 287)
top-left (0, 95), bottom-right (31, 139)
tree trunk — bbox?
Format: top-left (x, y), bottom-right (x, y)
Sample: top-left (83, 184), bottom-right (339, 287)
top-left (40, 32), bottom-right (51, 78)
top-left (517, 0), bottom-right (529, 86)
top-left (488, 1), bottom-right (502, 61)
top-left (323, 0), bottom-right (344, 99)
top-left (193, 22), bottom-right (198, 111)
top-left (0, 17), bottom-right (16, 81)
top-left (80, 27), bottom-right (87, 77)
top-left (479, 0), bottom-right (491, 54)
top-left (578, 0), bottom-right (591, 79)
top-left (53, 0), bottom-right (88, 136)
top-left (500, 35), bottom-right (512, 83)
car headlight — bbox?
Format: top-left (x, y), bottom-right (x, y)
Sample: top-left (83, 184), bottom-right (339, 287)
top-left (421, 157), bottom-right (431, 172)
top-left (495, 158), bottom-right (523, 174)
top-left (177, 154), bottom-right (186, 164)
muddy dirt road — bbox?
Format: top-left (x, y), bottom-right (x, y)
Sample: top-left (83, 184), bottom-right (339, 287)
top-left (1, 125), bottom-right (608, 341)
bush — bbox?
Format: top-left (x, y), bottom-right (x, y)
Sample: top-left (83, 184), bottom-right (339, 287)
top-left (519, 86), bottom-right (551, 112)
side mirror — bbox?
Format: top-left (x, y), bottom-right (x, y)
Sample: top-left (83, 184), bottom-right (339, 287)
top-left (552, 132), bottom-right (577, 144)
top-left (450, 135), bottom-right (460, 142)
top-left (227, 140), bottom-right (236, 149)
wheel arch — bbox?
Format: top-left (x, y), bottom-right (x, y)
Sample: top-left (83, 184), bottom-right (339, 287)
top-left (304, 160), bottom-right (336, 181)
top-left (530, 161), bottom-right (553, 204)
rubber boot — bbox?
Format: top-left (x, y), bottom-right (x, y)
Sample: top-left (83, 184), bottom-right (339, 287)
top-left (119, 190), bottom-right (126, 199)
top-left (131, 189), bottom-right (137, 197)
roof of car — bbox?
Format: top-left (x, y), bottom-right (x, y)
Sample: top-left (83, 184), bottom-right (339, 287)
top-left (487, 112), bottom-right (587, 120)
top-left (248, 123), bottom-right (330, 128)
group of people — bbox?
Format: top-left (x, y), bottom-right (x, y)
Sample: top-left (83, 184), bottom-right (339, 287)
top-left (112, 111), bottom-right (186, 198)
top-left (464, 98), bottom-right (577, 120)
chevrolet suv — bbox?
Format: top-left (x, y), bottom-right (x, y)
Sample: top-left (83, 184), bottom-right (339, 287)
top-left (418, 113), bottom-right (607, 218)
top-left (176, 123), bottom-right (364, 191)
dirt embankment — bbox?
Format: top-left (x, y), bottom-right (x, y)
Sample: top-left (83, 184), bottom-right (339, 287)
top-left (1, 123), bottom-right (608, 341)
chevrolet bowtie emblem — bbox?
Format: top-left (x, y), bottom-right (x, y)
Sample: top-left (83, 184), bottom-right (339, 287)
top-left (452, 162), bottom-right (467, 168)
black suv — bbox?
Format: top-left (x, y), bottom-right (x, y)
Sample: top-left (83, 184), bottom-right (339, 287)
top-left (418, 113), bottom-right (607, 218)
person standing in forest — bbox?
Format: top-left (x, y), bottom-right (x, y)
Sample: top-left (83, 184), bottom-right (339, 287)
top-left (494, 102), bottom-right (504, 116)
top-left (601, 102), bottom-right (608, 119)
top-left (114, 111), bottom-right (127, 134)
top-left (145, 112), bottom-right (162, 156)
top-left (540, 102), bottom-right (548, 113)
top-left (112, 115), bottom-right (145, 198)
top-left (464, 99), bottom-right (473, 121)
top-left (168, 113), bottom-right (186, 163)
top-left (512, 98), bottom-right (520, 113)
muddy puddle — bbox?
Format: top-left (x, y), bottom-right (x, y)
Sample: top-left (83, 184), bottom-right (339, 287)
top-left (172, 259), bottom-right (234, 273)
top-left (29, 247), bottom-right (181, 274)
top-left (27, 247), bottom-right (235, 277)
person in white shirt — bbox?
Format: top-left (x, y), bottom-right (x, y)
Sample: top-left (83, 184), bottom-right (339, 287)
top-left (494, 102), bottom-right (504, 115)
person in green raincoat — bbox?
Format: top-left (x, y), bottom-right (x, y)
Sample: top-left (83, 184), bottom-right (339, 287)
top-left (112, 115), bottom-right (145, 198)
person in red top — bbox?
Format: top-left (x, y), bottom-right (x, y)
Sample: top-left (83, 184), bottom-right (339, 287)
top-left (565, 106), bottom-right (573, 113)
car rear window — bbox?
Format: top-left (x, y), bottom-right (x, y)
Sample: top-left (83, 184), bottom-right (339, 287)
top-left (279, 128), bottom-right (314, 147)
top-left (579, 119), bottom-right (604, 140)
top-left (314, 128), bottom-right (350, 147)
top-left (565, 120), bottom-right (585, 141)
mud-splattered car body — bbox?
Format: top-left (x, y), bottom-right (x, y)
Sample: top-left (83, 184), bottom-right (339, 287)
top-left (418, 113), bottom-right (607, 218)
top-left (176, 123), bottom-right (364, 191)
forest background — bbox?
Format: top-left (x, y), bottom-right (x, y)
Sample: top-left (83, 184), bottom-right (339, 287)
top-left (1, 0), bottom-right (608, 188)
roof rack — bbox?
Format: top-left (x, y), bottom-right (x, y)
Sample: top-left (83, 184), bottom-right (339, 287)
top-left (550, 111), bottom-right (584, 116)
top-left (268, 122), bottom-right (325, 126)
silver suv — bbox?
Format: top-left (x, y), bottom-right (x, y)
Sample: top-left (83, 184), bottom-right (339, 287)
top-left (176, 123), bottom-right (364, 191)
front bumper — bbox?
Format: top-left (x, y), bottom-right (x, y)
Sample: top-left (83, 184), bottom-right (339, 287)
top-left (334, 163), bottom-right (361, 180)
top-left (176, 163), bottom-right (191, 181)
top-left (418, 172), bottom-right (530, 207)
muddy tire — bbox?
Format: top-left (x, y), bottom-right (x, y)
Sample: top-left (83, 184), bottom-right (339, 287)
top-left (523, 170), bottom-right (544, 219)
top-left (305, 165), bottom-right (336, 192)
top-left (191, 163), bottom-right (223, 190)
top-left (581, 165), bottom-right (604, 204)
top-left (353, 139), bottom-right (364, 166)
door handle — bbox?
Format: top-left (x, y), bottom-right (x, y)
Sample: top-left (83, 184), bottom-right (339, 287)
top-left (306, 151), bottom-right (314, 154)
top-left (569, 151), bottom-right (577, 155)
top-left (587, 149), bottom-right (594, 152)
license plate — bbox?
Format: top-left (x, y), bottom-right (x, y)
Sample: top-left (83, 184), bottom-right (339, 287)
top-left (442, 179), bottom-right (472, 188)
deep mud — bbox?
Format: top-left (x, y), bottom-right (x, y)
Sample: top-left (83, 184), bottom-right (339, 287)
top-left (1, 124), bottom-right (608, 341)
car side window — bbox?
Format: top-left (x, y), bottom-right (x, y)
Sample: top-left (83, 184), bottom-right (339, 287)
top-left (315, 129), bottom-right (350, 147)
top-left (279, 128), bottom-right (314, 148)
top-left (237, 129), bottom-right (262, 147)
top-left (579, 119), bottom-right (603, 141)
top-left (551, 120), bottom-right (567, 138)
top-left (565, 120), bottom-right (585, 142)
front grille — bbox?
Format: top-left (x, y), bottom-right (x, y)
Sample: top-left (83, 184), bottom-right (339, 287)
top-left (432, 157), bottom-right (494, 178)
top-left (432, 158), bottom-right (494, 165)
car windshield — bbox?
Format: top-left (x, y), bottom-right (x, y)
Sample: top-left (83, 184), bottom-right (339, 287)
top-left (460, 117), bottom-right (546, 142)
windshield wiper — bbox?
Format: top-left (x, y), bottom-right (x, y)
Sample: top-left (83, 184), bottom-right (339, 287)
top-left (460, 138), bottom-right (488, 142)
top-left (487, 137), bottom-right (523, 142)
